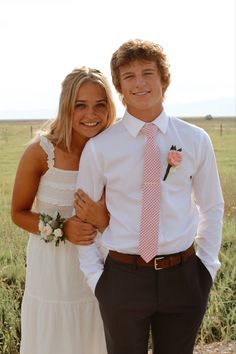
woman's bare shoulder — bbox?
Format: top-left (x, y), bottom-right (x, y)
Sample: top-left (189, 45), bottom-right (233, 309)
top-left (19, 138), bottom-right (48, 171)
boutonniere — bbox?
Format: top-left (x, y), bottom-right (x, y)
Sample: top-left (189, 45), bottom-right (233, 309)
top-left (163, 145), bottom-right (182, 181)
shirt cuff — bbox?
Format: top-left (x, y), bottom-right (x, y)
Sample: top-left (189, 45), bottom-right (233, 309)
top-left (196, 251), bottom-right (221, 281)
top-left (87, 270), bottom-right (104, 294)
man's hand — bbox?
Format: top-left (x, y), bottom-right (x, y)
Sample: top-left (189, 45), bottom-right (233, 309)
top-left (63, 216), bottom-right (97, 245)
top-left (74, 189), bottom-right (109, 232)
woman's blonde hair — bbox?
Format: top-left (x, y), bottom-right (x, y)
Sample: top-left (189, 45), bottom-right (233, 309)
top-left (41, 67), bottom-right (116, 151)
top-left (110, 39), bottom-right (171, 104)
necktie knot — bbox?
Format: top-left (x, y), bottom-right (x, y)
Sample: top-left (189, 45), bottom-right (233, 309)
top-left (141, 123), bottom-right (158, 138)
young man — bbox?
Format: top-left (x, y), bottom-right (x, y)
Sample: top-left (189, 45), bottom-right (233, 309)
top-left (75, 39), bottom-right (224, 354)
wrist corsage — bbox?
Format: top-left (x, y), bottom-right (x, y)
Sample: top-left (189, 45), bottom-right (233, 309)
top-left (38, 212), bottom-right (66, 246)
top-left (163, 145), bottom-right (182, 181)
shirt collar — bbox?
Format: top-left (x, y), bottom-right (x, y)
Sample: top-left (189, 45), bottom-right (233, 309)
top-left (122, 109), bottom-right (169, 137)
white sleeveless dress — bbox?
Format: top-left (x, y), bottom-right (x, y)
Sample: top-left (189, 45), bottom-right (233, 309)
top-left (20, 135), bottom-right (107, 354)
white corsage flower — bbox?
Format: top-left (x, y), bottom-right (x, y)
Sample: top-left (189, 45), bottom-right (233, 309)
top-left (38, 220), bottom-right (44, 232)
top-left (53, 228), bottom-right (63, 238)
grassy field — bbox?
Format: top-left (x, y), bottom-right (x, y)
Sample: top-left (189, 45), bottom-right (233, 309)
top-left (0, 118), bottom-right (235, 353)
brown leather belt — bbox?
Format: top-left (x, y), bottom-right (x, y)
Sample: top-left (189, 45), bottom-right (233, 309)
top-left (109, 244), bottom-right (195, 270)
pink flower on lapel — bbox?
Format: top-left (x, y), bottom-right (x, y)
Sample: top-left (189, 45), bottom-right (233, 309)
top-left (163, 145), bottom-right (182, 181)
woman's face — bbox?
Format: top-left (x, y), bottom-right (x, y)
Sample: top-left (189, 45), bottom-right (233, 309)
top-left (72, 81), bottom-right (109, 139)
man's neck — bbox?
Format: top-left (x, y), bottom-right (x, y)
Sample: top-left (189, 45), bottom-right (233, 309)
top-left (126, 106), bottom-right (163, 122)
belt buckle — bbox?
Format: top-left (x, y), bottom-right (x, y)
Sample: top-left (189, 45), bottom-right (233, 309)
top-left (154, 256), bottom-right (165, 270)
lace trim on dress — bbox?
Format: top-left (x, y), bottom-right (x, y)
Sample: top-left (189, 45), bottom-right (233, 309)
top-left (37, 195), bottom-right (74, 206)
top-left (40, 179), bottom-right (76, 191)
top-left (39, 135), bottom-right (55, 168)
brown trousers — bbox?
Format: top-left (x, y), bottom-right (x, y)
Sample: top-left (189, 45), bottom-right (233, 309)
top-left (95, 254), bottom-right (212, 354)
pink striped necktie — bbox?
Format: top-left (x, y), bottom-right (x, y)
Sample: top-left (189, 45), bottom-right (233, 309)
top-left (139, 123), bottom-right (161, 263)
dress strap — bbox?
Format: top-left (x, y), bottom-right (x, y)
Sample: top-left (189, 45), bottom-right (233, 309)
top-left (39, 135), bottom-right (55, 168)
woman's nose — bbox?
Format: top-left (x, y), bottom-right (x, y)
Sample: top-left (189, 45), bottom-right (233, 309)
top-left (85, 106), bottom-right (97, 116)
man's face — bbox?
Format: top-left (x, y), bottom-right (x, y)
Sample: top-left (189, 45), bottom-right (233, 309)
top-left (119, 60), bottom-right (164, 121)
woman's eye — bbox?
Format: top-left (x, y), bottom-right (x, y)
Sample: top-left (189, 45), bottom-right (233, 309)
top-left (75, 103), bottom-right (86, 109)
top-left (96, 103), bottom-right (106, 109)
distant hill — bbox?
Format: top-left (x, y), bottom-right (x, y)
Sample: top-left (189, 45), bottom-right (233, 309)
top-left (0, 109), bottom-right (56, 120)
top-left (164, 97), bottom-right (236, 117)
top-left (0, 97), bottom-right (235, 120)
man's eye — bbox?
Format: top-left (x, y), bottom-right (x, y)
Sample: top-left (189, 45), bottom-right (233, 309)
top-left (123, 75), bottom-right (134, 80)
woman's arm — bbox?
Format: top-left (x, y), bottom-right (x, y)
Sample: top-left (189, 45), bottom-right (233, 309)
top-left (74, 189), bottom-right (109, 232)
top-left (11, 142), bottom-right (97, 245)
top-left (11, 142), bottom-right (46, 234)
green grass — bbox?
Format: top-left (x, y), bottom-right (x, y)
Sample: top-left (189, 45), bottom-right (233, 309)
top-left (0, 118), bottom-right (235, 353)
top-left (0, 120), bottom-right (44, 353)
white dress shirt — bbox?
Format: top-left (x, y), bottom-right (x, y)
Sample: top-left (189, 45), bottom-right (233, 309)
top-left (76, 110), bottom-right (224, 293)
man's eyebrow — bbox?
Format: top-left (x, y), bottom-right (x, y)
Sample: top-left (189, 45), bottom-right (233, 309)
top-left (120, 68), bottom-right (156, 78)
top-left (143, 68), bottom-right (156, 71)
top-left (120, 71), bottom-right (134, 77)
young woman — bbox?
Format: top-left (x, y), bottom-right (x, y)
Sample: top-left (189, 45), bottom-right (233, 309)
top-left (11, 67), bottom-right (116, 354)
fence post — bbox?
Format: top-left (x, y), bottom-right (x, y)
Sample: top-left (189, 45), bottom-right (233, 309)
top-left (30, 126), bottom-right (33, 138)
top-left (220, 123), bottom-right (223, 136)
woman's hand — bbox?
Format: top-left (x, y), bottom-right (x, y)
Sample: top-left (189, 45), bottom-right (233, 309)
top-left (63, 216), bottom-right (97, 245)
top-left (74, 189), bottom-right (109, 232)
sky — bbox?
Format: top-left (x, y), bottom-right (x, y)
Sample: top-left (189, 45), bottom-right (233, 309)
top-left (0, 0), bottom-right (235, 119)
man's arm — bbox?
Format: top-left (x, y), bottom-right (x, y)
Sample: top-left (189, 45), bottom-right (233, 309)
top-left (193, 131), bottom-right (224, 280)
top-left (76, 140), bottom-right (105, 293)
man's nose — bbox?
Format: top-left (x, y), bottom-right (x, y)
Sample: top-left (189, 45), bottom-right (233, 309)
top-left (135, 75), bottom-right (145, 87)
